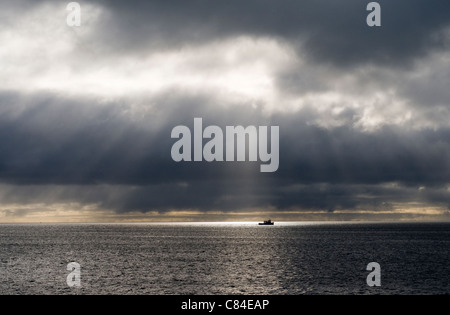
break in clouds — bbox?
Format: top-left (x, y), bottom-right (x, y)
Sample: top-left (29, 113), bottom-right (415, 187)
top-left (1, 0), bottom-right (450, 221)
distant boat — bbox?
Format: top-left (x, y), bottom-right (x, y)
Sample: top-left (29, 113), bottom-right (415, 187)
top-left (258, 219), bottom-right (274, 226)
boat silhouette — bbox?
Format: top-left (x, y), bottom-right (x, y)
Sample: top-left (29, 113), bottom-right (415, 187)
top-left (258, 219), bottom-right (274, 225)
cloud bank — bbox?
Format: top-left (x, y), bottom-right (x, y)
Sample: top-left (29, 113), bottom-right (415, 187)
top-left (1, 0), bottom-right (450, 221)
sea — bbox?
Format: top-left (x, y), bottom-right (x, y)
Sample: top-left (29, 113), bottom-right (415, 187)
top-left (0, 222), bottom-right (449, 295)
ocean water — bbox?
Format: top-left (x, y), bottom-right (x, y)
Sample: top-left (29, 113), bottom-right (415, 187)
top-left (0, 222), bottom-right (449, 295)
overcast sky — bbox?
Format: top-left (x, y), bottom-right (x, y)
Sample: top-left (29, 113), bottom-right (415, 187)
top-left (1, 0), bottom-right (450, 222)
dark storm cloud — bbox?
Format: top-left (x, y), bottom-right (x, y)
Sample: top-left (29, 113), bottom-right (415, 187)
top-left (3, 91), bottom-right (450, 186)
top-left (2, 0), bottom-right (450, 217)
top-left (2, 91), bottom-right (450, 212)
top-left (4, 0), bottom-right (445, 68)
top-left (0, 91), bottom-right (271, 187)
top-left (83, 0), bottom-right (450, 68)
top-left (277, 117), bottom-right (450, 186)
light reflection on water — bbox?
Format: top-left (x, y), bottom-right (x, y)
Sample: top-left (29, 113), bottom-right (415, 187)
top-left (0, 222), bottom-right (449, 294)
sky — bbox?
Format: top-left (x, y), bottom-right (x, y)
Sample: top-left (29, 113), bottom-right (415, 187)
top-left (1, 0), bottom-right (450, 222)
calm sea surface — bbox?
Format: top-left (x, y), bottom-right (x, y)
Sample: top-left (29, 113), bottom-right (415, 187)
top-left (0, 222), bottom-right (449, 295)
